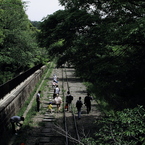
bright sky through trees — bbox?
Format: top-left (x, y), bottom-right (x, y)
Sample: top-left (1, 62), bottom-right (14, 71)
top-left (23, 0), bottom-right (64, 21)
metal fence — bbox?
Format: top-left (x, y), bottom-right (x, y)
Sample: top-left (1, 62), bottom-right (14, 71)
top-left (0, 64), bottom-right (43, 100)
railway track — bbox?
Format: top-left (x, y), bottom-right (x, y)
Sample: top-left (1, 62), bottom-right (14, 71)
top-left (40, 65), bottom-right (84, 145)
top-left (16, 65), bottom-right (99, 145)
top-left (61, 66), bottom-right (81, 145)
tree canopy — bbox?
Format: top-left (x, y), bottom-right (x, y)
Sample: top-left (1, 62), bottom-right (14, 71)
top-left (0, 0), bottom-right (47, 84)
top-left (38, 1), bottom-right (145, 143)
top-left (1, 0), bottom-right (145, 143)
top-left (39, 0), bottom-right (145, 108)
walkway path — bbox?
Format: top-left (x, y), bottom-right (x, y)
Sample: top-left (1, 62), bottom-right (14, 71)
top-left (11, 66), bottom-right (101, 145)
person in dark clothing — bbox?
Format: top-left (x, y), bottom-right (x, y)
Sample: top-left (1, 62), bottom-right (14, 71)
top-left (76, 97), bottom-right (83, 119)
top-left (10, 116), bottom-right (25, 134)
top-left (84, 93), bottom-right (93, 114)
top-left (36, 90), bottom-right (41, 112)
top-left (66, 91), bottom-right (73, 111)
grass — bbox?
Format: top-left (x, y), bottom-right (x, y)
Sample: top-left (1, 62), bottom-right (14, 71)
top-left (83, 81), bottom-right (115, 116)
top-left (15, 62), bottom-right (54, 144)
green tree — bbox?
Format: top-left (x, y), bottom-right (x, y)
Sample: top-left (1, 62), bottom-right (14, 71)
top-left (39, 0), bottom-right (145, 108)
top-left (30, 21), bottom-right (41, 29)
top-left (0, 0), bottom-right (46, 84)
top-left (58, 0), bottom-right (145, 108)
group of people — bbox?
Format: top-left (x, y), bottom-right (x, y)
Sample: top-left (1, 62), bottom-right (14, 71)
top-left (10, 74), bottom-right (93, 135)
top-left (76, 93), bottom-right (93, 119)
top-left (65, 91), bottom-right (93, 119)
top-left (46, 74), bottom-right (62, 113)
top-left (36, 74), bottom-right (62, 113)
top-left (52, 74), bottom-right (62, 112)
top-left (36, 74), bottom-right (93, 119)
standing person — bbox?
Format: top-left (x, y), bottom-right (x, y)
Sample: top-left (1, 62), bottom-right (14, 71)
top-left (10, 116), bottom-right (25, 134)
top-left (65, 91), bottom-right (73, 111)
top-left (76, 97), bottom-right (83, 119)
top-left (84, 93), bottom-right (93, 114)
top-left (54, 94), bottom-right (62, 112)
top-left (36, 90), bottom-right (41, 112)
top-left (54, 85), bottom-right (60, 97)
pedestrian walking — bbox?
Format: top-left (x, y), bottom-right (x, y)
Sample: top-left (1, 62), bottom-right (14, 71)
top-left (36, 90), bottom-right (41, 112)
top-left (53, 74), bottom-right (58, 83)
top-left (84, 93), bottom-right (93, 114)
top-left (65, 91), bottom-right (73, 111)
top-left (10, 116), bottom-right (25, 134)
top-left (53, 85), bottom-right (60, 98)
top-left (54, 94), bottom-right (62, 112)
top-left (76, 97), bottom-right (83, 119)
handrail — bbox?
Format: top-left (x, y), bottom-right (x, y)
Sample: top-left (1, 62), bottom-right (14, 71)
top-left (0, 64), bottom-right (43, 100)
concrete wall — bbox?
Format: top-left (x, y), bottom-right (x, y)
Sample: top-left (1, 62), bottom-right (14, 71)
top-left (0, 65), bottom-right (46, 136)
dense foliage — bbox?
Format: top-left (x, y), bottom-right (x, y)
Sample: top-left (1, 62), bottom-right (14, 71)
top-left (94, 105), bottom-right (145, 144)
top-left (39, 0), bottom-right (145, 109)
top-left (38, 1), bottom-right (145, 144)
top-left (1, 0), bottom-right (145, 143)
top-left (0, 0), bottom-right (47, 84)
top-left (30, 21), bottom-right (41, 29)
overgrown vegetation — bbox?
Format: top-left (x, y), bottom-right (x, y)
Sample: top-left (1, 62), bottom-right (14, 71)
top-left (38, 0), bottom-right (145, 144)
top-left (95, 105), bottom-right (145, 145)
top-left (0, 0), bottom-right (48, 84)
top-left (1, 0), bottom-right (145, 144)
top-left (39, 0), bottom-right (145, 109)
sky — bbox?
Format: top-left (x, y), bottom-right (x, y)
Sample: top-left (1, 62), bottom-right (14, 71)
top-left (23, 0), bottom-right (64, 21)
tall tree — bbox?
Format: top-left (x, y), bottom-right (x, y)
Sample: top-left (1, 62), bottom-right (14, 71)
top-left (39, 0), bottom-right (145, 108)
top-left (0, 0), bottom-right (45, 84)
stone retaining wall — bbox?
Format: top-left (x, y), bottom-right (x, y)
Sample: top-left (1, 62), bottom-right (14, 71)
top-left (0, 65), bottom-right (46, 136)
